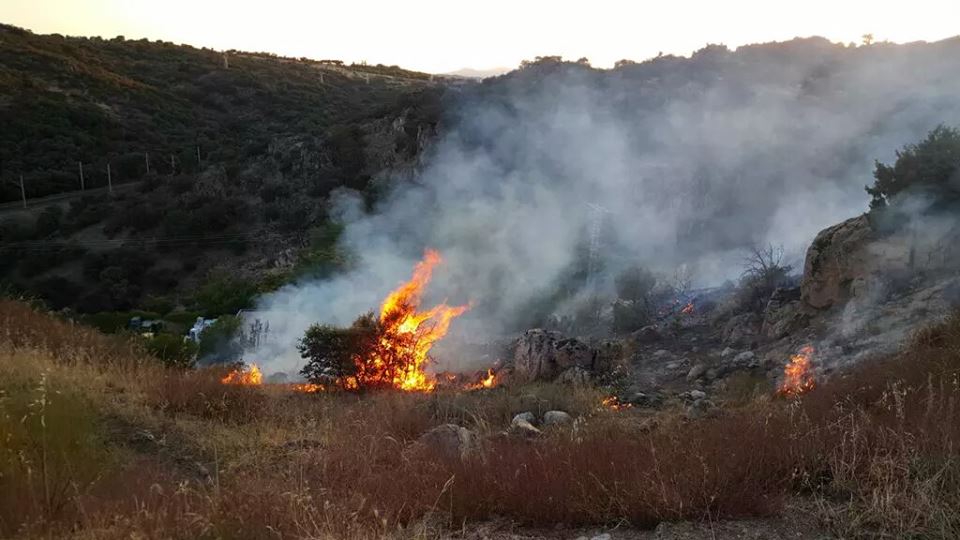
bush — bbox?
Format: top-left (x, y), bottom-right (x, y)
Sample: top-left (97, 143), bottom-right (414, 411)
top-left (144, 333), bottom-right (197, 367)
top-left (735, 245), bottom-right (791, 314)
top-left (611, 265), bottom-right (658, 334)
top-left (867, 125), bottom-right (960, 209)
top-left (193, 274), bottom-right (257, 317)
top-left (299, 312), bottom-right (379, 385)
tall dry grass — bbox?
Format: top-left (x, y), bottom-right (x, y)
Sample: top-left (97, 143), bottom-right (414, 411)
top-left (1, 299), bottom-right (959, 538)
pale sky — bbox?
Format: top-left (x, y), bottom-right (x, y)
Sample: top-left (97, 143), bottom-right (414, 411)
top-left (2, 0), bottom-right (958, 73)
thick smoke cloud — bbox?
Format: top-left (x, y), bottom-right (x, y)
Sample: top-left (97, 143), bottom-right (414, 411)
top-left (251, 37), bottom-right (960, 376)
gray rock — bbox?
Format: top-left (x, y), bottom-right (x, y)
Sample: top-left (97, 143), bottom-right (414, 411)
top-left (687, 399), bottom-right (711, 419)
top-left (686, 363), bottom-right (708, 381)
top-left (632, 325), bottom-right (662, 343)
top-left (510, 418), bottom-right (542, 437)
top-left (512, 412), bottom-right (536, 426)
top-left (653, 349), bottom-right (672, 360)
top-left (418, 424), bottom-right (475, 460)
top-left (512, 329), bottom-right (562, 382)
top-left (542, 410), bottom-right (574, 427)
top-left (689, 389), bottom-right (707, 401)
top-left (720, 347), bottom-right (736, 359)
top-left (555, 338), bottom-right (594, 371)
top-left (557, 366), bottom-right (592, 386)
top-left (705, 368), bottom-right (719, 381)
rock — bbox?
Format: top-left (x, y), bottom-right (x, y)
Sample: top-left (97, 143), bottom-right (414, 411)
top-left (762, 288), bottom-right (809, 339)
top-left (510, 418), bottom-right (542, 437)
top-left (512, 412), bottom-right (536, 426)
top-left (418, 424), bottom-right (475, 460)
top-left (732, 351), bottom-right (756, 367)
top-left (686, 363), bottom-right (708, 381)
top-left (720, 347), bottom-right (736, 359)
top-left (542, 410), bottom-right (574, 427)
top-left (689, 389), bottom-right (707, 401)
top-left (512, 330), bottom-right (596, 383)
top-left (557, 366), bottom-right (592, 386)
top-left (687, 399), bottom-right (712, 419)
top-left (722, 313), bottom-right (761, 347)
top-left (802, 215), bottom-right (875, 310)
top-left (653, 349), bottom-right (672, 360)
top-left (555, 338), bottom-right (594, 371)
top-left (632, 325), bottom-right (662, 343)
top-left (512, 329), bottom-right (562, 382)
top-left (665, 361), bottom-right (680, 370)
top-left (705, 368), bottom-right (719, 381)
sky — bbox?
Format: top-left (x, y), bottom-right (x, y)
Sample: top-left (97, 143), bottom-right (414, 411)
top-left (1, 0), bottom-right (958, 73)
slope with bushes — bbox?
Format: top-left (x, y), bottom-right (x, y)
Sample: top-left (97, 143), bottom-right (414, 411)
top-left (1, 297), bottom-right (958, 538)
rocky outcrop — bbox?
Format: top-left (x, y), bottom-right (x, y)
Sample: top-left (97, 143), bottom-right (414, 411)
top-left (801, 212), bottom-right (960, 311)
top-left (801, 215), bottom-right (875, 310)
top-left (511, 330), bottom-right (622, 383)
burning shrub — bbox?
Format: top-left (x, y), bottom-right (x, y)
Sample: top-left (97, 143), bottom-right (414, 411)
top-left (299, 249), bottom-right (469, 392)
top-left (299, 313), bottom-right (380, 387)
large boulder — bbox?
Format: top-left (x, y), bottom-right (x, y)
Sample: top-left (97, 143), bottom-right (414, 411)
top-left (511, 330), bottom-right (599, 383)
top-left (801, 215), bottom-right (875, 310)
top-left (417, 424), bottom-right (476, 461)
top-left (801, 212), bottom-right (960, 311)
top-left (513, 329), bottom-right (563, 382)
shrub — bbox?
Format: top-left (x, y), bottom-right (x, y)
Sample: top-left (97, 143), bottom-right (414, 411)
top-left (867, 125), bottom-right (960, 209)
top-left (144, 333), bottom-right (197, 367)
top-left (299, 312), bottom-right (379, 385)
top-left (193, 274), bottom-right (257, 317)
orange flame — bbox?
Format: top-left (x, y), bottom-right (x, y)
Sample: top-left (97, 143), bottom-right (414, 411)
top-left (465, 368), bottom-right (497, 390)
top-left (777, 345), bottom-right (816, 397)
top-left (681, 302), bottom-right (695, 315)
top-left (601, 396), bottom-right (632, 411)
top-left (353, 249), bottom-right (469, 392)
top-left (221, 363), bottom-right (263, 386)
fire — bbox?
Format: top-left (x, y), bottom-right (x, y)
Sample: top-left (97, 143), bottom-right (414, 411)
top-left (221, 363), bottom-right (263, 386)
top-left (466, 368), bottom-right (497, 390)
top-left (601, 396), bottom-right (632, 411)
top-left (681, 302), bottom-right (695, 315)
top-left (292, 382), bottom-right (325, 393)
top-left (777, 345), bottom-right (816, 397)
top-left (353, 249), bottom-right (470, 392)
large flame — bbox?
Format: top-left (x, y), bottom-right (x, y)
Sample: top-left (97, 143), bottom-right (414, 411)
top-left (221, 363), bottom-right (263, 386)
top-left (777, 345), bottom-right (816, 397)
top-left (354, 249), bottom-right (470, 392)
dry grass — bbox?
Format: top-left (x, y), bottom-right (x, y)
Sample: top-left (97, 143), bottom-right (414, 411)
top-left (1, 299), bottom-right (959, 538)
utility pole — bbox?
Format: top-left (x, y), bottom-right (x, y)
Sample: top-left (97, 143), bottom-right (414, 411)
top-left (78, 161), bottom-right (85, 191)
top-left (196, 145), bottom-right (201, 168)
top-left (223, 52), bottom-right (229, 69)
top-left (319, 72), bottom-right (324, 84)
top-left (19, 174), bottom-right (26, 209)
top-left (107, 163), bottom-right (113, 195)
top-left (145, 152), bottom-right (150, 174)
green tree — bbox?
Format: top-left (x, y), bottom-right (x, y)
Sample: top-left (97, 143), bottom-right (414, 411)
top-left (299, 312), bottom-right (379, 387)
top-left (866, 125), bottom-right (960, 209)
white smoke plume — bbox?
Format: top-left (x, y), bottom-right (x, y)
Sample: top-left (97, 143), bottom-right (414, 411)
top-left (249, 37), bottom-right (960, 377)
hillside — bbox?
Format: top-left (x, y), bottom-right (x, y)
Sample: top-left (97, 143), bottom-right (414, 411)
top-left (0, 23), bottom-right (448, 314)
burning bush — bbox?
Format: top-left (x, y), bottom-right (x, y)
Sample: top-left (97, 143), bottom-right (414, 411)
top-left (298, 313), bottom-right (380, 387)
top-left (298, 249), bottom-right (469, 392)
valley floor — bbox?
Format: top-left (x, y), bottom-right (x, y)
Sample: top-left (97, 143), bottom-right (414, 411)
top-left (1, 299), bottom-right (959, 539)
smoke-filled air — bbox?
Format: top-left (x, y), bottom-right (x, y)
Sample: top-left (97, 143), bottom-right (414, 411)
top-left (253, 39), bottom-right (960, 377)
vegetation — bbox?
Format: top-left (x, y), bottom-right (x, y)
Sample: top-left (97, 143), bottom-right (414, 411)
top-left (2, 298), bottom-right (959, 538)
top-left (867, 125), bottom-right (960, 209)
top-left (0, 23), bottom-right (444, 314)
top-left (299, 313), bottom-right (379, 385)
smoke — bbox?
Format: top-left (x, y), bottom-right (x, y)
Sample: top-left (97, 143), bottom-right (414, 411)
top-left (250, 37), bottom-right (960, 377)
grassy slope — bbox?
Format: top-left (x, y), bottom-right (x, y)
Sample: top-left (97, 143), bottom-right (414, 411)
top-left (1, 298), bottom-right (958, 538)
